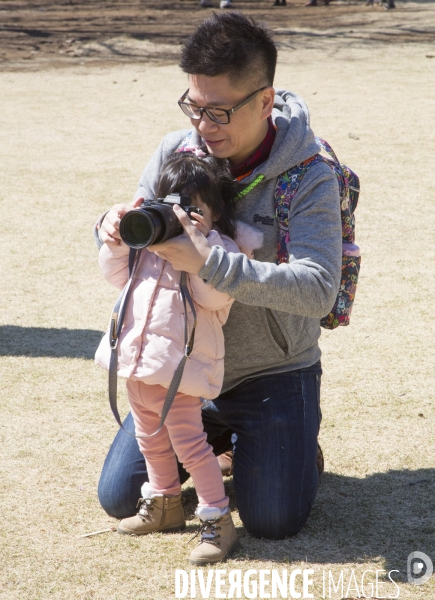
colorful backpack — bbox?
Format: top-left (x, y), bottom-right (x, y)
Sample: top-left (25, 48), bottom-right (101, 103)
top-left (275, 138), bottom-right (361, 329)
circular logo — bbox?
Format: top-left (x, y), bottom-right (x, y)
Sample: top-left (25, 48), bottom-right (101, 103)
top-left (407, 552), bottom-right (433, 585)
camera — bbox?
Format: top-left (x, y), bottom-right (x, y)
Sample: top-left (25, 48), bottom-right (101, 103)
top-left (119, 193), bottom-right (203, 249)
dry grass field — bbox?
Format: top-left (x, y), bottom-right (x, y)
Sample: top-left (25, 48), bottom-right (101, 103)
top-left (1, 1), bottom-right (435, 599)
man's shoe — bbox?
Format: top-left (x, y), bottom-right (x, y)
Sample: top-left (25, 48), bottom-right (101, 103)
top-left (305, 0), bottom-right (318, 5)
top-left (220, 0), bottom-right (232, 7)
top-left (200, 0), bottom-right (213, 6)
top-left (118, 483), bottom-right (185, 535)
top-left (189, 507), bottom-right (240, 565)
top-left (217, 450), bottom-right (233, 476)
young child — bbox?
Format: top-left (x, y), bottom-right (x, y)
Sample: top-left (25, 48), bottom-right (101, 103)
top-left (95, 151), bottom-right (263, 565)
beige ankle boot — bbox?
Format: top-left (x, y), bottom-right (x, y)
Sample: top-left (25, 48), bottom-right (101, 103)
top-left (189, 507), bottom-right (240, 565)
top-left (118, 483), bottom-right (185, 535)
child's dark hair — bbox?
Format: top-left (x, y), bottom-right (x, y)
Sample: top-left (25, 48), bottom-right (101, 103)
top-left (156, 152), bottom-right (238, 240)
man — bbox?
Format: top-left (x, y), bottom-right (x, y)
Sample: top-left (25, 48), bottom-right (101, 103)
top-left (96, 11), bottom-right (341, 546)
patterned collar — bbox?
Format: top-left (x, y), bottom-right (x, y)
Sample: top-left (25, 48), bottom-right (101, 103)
top-left (230, 117), bottom-right (276, 181)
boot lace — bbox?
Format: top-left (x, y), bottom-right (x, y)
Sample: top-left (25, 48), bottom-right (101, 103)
top-left (136, 497), bottom-right (155, 522)
top-left (189, 517), bottom-right (222, 547)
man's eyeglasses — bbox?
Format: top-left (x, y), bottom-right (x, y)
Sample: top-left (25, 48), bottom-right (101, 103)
top-left (178, 87), bottom-right (268, 125)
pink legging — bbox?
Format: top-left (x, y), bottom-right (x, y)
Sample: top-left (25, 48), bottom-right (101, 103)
top-left (127, 380), bottom-right (228, 510)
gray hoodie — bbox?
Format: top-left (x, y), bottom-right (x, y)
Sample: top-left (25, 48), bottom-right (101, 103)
top-left (128, 90), bottom-right (342, 392)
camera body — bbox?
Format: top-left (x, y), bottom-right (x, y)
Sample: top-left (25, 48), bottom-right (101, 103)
top-left (119, 193), bottom-right (203, 249)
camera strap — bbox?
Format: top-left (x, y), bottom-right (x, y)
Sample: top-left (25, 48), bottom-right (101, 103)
top-left (108, 252), bottom-right (197, 439)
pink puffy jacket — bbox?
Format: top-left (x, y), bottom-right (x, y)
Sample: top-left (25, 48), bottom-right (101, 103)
top-left (95, 224), bottom-right (263, 399)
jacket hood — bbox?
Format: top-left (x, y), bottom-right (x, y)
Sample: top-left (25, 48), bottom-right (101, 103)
top-left (259, 89), bottom-right (320, 183)
top-left (234, 220), bottom-right (263, 256)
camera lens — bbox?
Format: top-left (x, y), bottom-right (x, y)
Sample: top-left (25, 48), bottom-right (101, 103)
top-left (120, 209), bottom-right (164, 249)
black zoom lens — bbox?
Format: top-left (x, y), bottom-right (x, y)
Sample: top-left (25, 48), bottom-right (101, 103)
top-left (119, 204), bottom-right (182, 249)
top-left (120, 209), bottom-right (162, 249)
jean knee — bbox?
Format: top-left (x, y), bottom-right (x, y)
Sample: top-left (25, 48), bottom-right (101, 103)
top-left (97, 488), bottom-right (122, 519)
top-left (97, 471), bottom-right (138, 519)
top-left (241, 502), bottom-right (312, 540)
top-left (97, 450), bottom-right (148, 519)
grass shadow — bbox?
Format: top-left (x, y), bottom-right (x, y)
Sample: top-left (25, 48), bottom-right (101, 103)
top-left (235, 468), bottom-right (434, 581)
top-left (0, 325), bottom-right (103, 359)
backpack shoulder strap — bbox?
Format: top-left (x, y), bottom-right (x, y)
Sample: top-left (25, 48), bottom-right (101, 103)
top-left (275, 138), bottom-right (361, 262)
top-left (316, 137), bottom-right (360, 239)
top-left (275, 154), bottom-right (325, 265)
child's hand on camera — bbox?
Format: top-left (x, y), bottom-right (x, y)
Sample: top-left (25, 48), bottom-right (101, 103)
top-left (191, 212), bottom-right (210, 238)
top-left (98, 197), bottom-right (143, 246)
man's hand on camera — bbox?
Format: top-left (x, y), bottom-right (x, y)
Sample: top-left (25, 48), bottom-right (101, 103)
top-left (148, 205), bottom-right (212, 274)
top-left (98, 197), bottom-right (143, 246)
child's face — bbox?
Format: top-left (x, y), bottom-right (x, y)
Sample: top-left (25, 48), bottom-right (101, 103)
top-left (191, 196), bottom-right (215, 230)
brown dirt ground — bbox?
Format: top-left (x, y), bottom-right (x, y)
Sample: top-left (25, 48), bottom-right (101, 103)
top-left (1, 0), bottom-right (435, 70)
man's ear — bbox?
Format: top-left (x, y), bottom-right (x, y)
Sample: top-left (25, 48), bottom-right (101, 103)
top-left (260, 87), bottom-right (275, 120)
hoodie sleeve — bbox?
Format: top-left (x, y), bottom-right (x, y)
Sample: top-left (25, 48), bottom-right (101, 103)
top-left (187, 231), bottom-right (238, 312)
top-left (198, 164), bottom-right (342, 318)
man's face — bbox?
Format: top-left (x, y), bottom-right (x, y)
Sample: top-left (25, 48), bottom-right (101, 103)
top-left (186, 74), bottom-right (274, 166)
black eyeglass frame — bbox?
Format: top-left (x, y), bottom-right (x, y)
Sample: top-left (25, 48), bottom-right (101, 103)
top-left (178, 87), bottom-right (268, 125)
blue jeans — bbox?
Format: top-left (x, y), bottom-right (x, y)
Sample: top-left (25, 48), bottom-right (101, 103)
top-left (98, 363), bottom-right (322, 540)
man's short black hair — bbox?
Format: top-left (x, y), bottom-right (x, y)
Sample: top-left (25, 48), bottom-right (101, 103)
top-left (180, 12), bottom-right (277, 89)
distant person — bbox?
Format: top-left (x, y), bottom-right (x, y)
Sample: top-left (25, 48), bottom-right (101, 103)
top-left (305, 0), bottom-right (331, 6)
top-left (200, 0), bottom-right (233, 7)
top-left (366, 0), bottom-right (395, 7)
